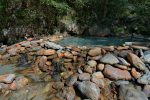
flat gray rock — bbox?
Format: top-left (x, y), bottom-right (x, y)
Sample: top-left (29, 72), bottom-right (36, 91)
top-left (137, 72), bottom-right (150, 84)
top-left (44, 41), bottom-right (63, 50)
top-left (100, 53), bottom-right (119, 65)
top-left (119, 84), bottom-right (148, 100)
top-left (77, 81), bottom-right (100, 100)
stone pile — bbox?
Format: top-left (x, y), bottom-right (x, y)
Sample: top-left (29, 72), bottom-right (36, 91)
top-left (0, 39), bottom-right (150, 100)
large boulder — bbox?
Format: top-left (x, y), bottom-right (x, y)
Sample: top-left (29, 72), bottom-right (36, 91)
top-left (103, 65), bottom-right (131, 80)
top-left (100, 53), bottom-right (119, 65)
top-left (77, 81), bottom-right (100, 100)
top-left (119, 84), bottom-right (148, 100)
top-left (127, 53), bottom-right (146, 71)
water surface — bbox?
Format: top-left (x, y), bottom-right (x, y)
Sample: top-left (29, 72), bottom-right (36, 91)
top-left (58, 36), bottom-right (150, 46)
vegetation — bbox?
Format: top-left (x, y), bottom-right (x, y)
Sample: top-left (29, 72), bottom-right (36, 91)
top-left (0, 0), bottom-right (150, 37)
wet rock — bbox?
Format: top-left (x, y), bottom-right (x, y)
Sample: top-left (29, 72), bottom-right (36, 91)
top-left (118, 57), bottom-right (130, 66)
top-left (8, 48), bottom-right (18, 56)
top-left (91, 77), bottom-right (105, 88)
top-left (65, 74), bottom-right (78, 86)
top-left (97, 64), bottom-right (105, 71)
top-left (103, 65), bottom-right (131, 80)
top-left (44, 49), bottom-right (56, 56)
top-left (0, 74), bottom-right (15, 84)
top-left (143, 85), bottom-right (150, 97)
top-left (92, 72), bottom-right (104, 79)
top-left (127, 53), bottom-right (146, 71)
top-left (87, 60), bottom-right (97, 67)
top-left (137, 72), bottom-right (150, 84)
top-left (44, 41), bottom-right (63, 49)
top-left (88, 47), bottom-right (101, 57)
top-left (131, 68), bottom-right (141, 79)
top-left (100, 53), bottom-right (119, 65)
top-left (119, 84), bottom-right (148, 100)
top-left (78, 73), bottom-right (91, 81)
top-left (77, 81), bottom-right (100, 100)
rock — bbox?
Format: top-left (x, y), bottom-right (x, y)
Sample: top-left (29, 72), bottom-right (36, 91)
top-left (0, 74), bottom-right (15, 83)
top-left (114, 80), bottom-right (129, 86)
top-left (37, 49), bottom-right (45, 55)
top-left (44, 49), bottom-right (56, 56)
top-left (131, 68), bottom-right (141, 79)
top-left (131, 45), bottom-right (149, 50)
top-left (97, 64), bottom-right (105, 71)
top-left (114, 64), bottom-right (128, 70)
top-left (17, 53), bottom-right (29, 66)
top-left (119, 84), bottom-right (148, 100)
top-left (84, 66), bottom-right (93, 74)
top-left (78, 73), bottom-right (91, 81)
top-left (57, 52), bottom-right (64, 58)
top-left (144, 51), bottom-right (150, 63)
top-left (8, 48), bottom-right (18, 56)
top-left (103, 65), bottom-right (131, 80)
top-left (61, 86), bottom-right (76, 100)
top-left (100, 53), bottom-right (119, 65)
top-left (137, 72), bottom-right (150, 84)
top-left (88, 47), bottom-right (101, 57)
top-left (0, 83), bottom-right (9, 90)
top-left (52, 82), bottom-right (64, 90)
top-left (118, 57), bottom-right (130, 66)
top-left (117, 46), bottom-right (129, 50)
top-left (38, 56), bottom-right (50, 72)
top-left (10, 76), bottom-right (29, 90)
top-left (65, 74), bottom-right (78, 86)
top-left (2, 54), bottom-right (10, 60)
top-left (102, 46), bottom-right (114, 51)
top-left (21, 41), bottom-right (31, 47)
top-left (143, 85), bottom-right (150, 97)
top-left (92, 72), bottom-right (104, 79)
top-left (127, 53), bottom-right (146, 70)
top-left (77, 81), bottom-right (100, 100)
top-left (87, 60), bottom-right (97, 67)
top-left (64, 51), bottom-right (73, 58)
top-left (44, 41), bottom-right (63, 49)
top-left (0, 48), bottom-right (6, 55)
top-left (91, 78), bottom-right (105, 88)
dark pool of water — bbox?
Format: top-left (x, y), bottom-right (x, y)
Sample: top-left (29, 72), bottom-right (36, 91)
top-left (58, 36), bottom-right (150, 46)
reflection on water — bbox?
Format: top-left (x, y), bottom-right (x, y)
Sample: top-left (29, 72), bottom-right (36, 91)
top-left (58, 36), bottom-right (150, 46)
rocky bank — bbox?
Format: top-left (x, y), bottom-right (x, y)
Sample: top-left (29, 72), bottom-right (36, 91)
top-left (0, 38), bottom-right (150, 100)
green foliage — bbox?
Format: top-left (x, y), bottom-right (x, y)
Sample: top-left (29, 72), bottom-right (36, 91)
top-left (0, 0), bottom-right (150, 36)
